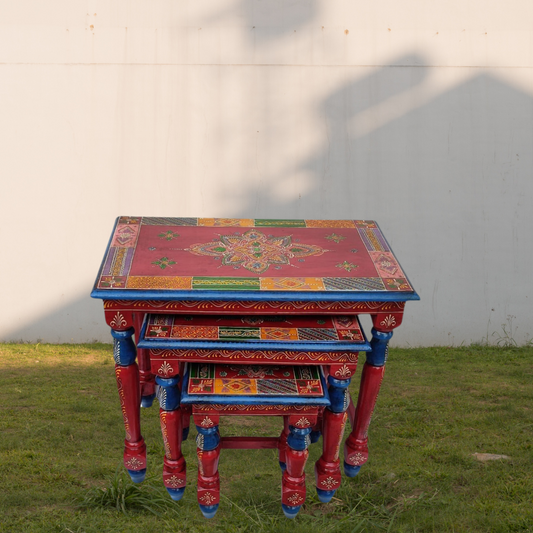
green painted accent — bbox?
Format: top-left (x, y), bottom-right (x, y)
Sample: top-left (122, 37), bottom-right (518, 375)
top-left (325, 233), bottom-right (346, 243)
top-left (219, 327), bottom-right (261, 340)
top-left (190, 364), bottom-right (214, 379)
top-left (158, 231), bottom-right (180, 241)
top-left (296, 366), bottom-right (320, 380)
top-left (336, 261), bottom-right (359, 272)
top-left (152, 257), bottom-right (177, 269)
top-left (192, 277), bottom-right (261, 291)
top-left (254, 219), bottom-right (306, 227)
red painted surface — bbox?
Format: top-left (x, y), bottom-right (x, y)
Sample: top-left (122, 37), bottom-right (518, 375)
top-left (160, 409), bottom-right (186, 488)
top-left (134, 313), bottom-right (156, 399)
top-left (197, 447), bottom-right (221, 506)
top-left (93, 218), bottom-right (417, 516)
top-left (220, 437), bottom-right (279, 449)
top-left (344, 363), bottom-right (386, 468)
top-left (144, 313), bottom-right (365, 342)
top-left (115, 364), bottom-right (146, 472)
top-left (282, 448), bottom-right (308, 508)
top-left (104, 298), bottom-right (406, 315)
top-left (315, 410), bottom-right (347, 493)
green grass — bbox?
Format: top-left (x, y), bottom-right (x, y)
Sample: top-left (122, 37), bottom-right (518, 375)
top-left (0, 343), bottom-right (532, 532)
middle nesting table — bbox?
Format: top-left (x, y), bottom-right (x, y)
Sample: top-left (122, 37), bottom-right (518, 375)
top-left (138, 313), bottom-right (372, 518)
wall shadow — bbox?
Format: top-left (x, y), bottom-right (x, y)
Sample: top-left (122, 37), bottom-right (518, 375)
top-left (4, 66), bottom-right (532, 345)
top-left (3, 295), bottom-right (110, 344)
top-left (3, 0), bottom-right (532, 345)
top-left (231, 69), bottom-right (533, 345)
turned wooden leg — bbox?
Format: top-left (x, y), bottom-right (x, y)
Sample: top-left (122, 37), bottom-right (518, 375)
top-left (309, 413), bottom-right (322, 444)
top-left (156, 376), bottom-right (186, 501)
top-left (181, 404), bottom-right (191, 441)
top-left (278, 416), bottom-right (289, 471)
top-left (344, 328), bottom-right (391, 477)
top-left (195, 416), bottom-right (221, 519)
top-left (111, 328), bottom-right (146, 483)
top-left (314, 364), bottom-right (357, 502)
top-left (281, 424), bottom-right (312, 518)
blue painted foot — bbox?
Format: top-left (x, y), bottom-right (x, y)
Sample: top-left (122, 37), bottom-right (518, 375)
top-left (127, 468), bottom-right (146, 483)
top-left (166, 487), bottom-right (185, 501)
top-left (182, 426), bottom-right (190, 441)
top-left (343, 462), bottom-right (361, 478)
top-left (282, 504), bottom-right (301, 518)
top-left (279, 461), bottom-right (286, 471)
top-left (199, 504), bottom-right (219, 518)
top-left (140, 393), bottom-right (156, 408)
top-left (316, 488), bottom-right (336, 503)
top-left (310, 430), bottom-right (321, 443)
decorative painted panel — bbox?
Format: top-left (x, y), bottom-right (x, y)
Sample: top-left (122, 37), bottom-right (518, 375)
top-left (143, 314), bottom-right (365, 343)
top-left (92, 217), bottom-right (417, 299)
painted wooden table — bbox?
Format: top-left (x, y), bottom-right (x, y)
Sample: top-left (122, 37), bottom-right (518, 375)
top-left (91, 217), bottom-right (419, 516)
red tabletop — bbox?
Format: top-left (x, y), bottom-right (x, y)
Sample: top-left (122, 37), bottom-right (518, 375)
top-left (92, 217), bottom-right (417, 301)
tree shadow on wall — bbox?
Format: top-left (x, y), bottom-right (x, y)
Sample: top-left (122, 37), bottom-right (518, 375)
top-left (4, 57), bottom-right (533, 343)
top-left (234, 59), bottom-right (532, 223)
top-left (229, 64), bottom-right (533, 345)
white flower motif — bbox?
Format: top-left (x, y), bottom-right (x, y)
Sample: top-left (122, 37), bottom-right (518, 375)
top-left (320, 476), bottom-right (339, 490)
top-left (201, 416), bottom-right (214, 427)
top-left (295, 417), bottom-right (311, 428)
top-left (125, 457), bottom-right (143, 469)
top-left (287, 494), bottom-right (304, 505)
top-left (380, 315), bottom-right (396, 328)
top-left (348, 452), bottom-right (366, 466)
top-left (110, 312), bottom-right (128, 328)
top-left (166, 475), bottom-right (184, 488)
top-left (200, 492), bottom-right (217, 505)
top-left (334, 364), bottom-right (352, 378)
top-left (158, 361), bottom-right (173, 377)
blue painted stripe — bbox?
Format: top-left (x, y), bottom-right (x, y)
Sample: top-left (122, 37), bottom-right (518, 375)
top-left (91, 288), bottom-right (420, 302)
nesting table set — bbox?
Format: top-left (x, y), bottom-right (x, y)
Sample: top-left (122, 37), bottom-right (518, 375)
top-left (91, 217), bottom-right (418, 518)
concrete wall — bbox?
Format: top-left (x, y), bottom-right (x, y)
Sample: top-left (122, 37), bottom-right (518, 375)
top-left (1, 0), bottom-right (532, 346)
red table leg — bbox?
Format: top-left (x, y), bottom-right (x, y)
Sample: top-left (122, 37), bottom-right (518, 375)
top-left (110, 327), bottom-right (147, 483)
top-left (282, 417), bottom-right (313, 518)
top-left (344, 328), bottom-right (392, 477)
top-left (194, 414), bottom-right (221, 518)
top-left (157, 376), bottom-right (186, 500)
top-left (315, 363), bottom-right (357, 501)
top-left (278, 416), bottom-right (289, 470)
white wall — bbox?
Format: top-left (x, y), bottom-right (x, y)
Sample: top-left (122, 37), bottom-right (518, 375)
top-left (1, 0), bottom-right (532, 346)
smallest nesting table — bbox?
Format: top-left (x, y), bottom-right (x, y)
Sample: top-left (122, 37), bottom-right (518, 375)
top-left (91, 217), bottom-right (419, 518)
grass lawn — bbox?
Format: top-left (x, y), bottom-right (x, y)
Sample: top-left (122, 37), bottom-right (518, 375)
top-left (0, 343), bottom-right (532, 532)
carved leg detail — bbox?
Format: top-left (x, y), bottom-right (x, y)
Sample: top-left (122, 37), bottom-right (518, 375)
top-left (112, 328), bottom-right (146, 483)
top-left (315, 374), bottom-right (351, 502)
top-left (282, 426), bottom-right (311, 518)
top-left (196, 425), bottom-right (221, 519)
top-left (344, 329), bottom-right (391, 477)
top-left (157, 376), bottom-right (186, 501)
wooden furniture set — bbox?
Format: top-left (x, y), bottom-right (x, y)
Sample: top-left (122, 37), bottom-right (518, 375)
top-left (91, 217), bottom-right (418, 518)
